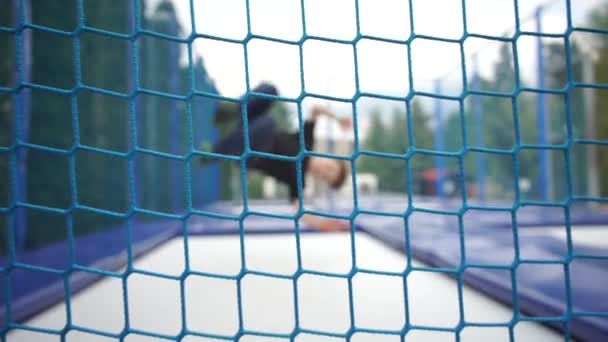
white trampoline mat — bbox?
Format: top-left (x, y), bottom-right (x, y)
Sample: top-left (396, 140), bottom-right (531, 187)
top-left (8, 232), bottom-right (562, 342)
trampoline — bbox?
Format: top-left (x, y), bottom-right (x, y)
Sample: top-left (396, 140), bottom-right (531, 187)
top-left (9, 231), bottom-right (565, 342)
top-left (3, 197), bottom-right (608, 341)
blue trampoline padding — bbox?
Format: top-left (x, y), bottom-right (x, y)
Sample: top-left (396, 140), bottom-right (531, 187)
top-left (465, 205), bottom-right (608, 229)
top-left (1, 204), bottom-right (317, 324)
top-left (1, 219), bottom-right (176, 324)
top-left (357, 213), bottom-right (608, 342)
top-left (356, 196), bottom-right (608, 227)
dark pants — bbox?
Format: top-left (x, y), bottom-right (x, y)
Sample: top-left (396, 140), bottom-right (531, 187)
top-left (213, 82), bottom-right (278, 156)
top-left (213, 114), bottom-right (276, 157)
top-left (213, 116), bottom-right (317, 201)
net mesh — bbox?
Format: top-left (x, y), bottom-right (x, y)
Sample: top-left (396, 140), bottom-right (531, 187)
top-left (1, 0), bottom-right (607, 341)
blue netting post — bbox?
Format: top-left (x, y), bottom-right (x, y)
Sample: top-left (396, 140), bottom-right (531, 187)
top-left (130, 0), bottom-right (142, 209)
top-left (434, 79), bottom-right (445, 198)
top-left (128, 0), bottom-right (139, 212)
top-left (13, 0), bottom-right (31, 251)
top-left (146, 25), bottom-right (161, 210)
top-left (168, 14), bottom-right (181, 212)
top-left (472, 54), bottom-right (486, 202)
top-left (535, 6), bottom-right (551, 201)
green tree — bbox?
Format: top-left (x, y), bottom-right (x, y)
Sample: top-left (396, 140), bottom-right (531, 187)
top-left (357, 110), bottom-right (391, 191)
top-left (544, 41), bottom-right (587, 198)
top-left (384, 108), bottom-right (409, 191)
top-left (358, 100), bottom-right (433, 192)
top-left (486, 45), bottom-right (516, 149)
top-left (455, 44), bottom-right (539, 199)
top-left (389, 107), bottom-right (408, 154)
top-left (361, 109), bottom-right (389, 152)
top-left (483, 44), bottom-right (518, 194)
top-left (443, 110), bottom-right (463, 153)
top-left (589, 1), bottom-right (608, 196)
top-left (410, 99), bottom-right (434, 151)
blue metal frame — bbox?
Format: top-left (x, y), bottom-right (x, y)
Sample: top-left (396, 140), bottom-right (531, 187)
top-left (12, 0), bottom-right (31, 253)
top-left (169, 13), bottom-right (181, 213)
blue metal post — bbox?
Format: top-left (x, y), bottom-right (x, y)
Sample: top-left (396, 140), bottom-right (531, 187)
top-left (127, 0), bottom-right (145, 211)
top-left (434, 80), bottom-right (445, 198)
top-left (14, 0), bottom-right (32, 251)
top-left (168, 15), bottom-right (181, 212)
top-left (472, 54), bottom-right (486, 202)
top-left (144, 31), bottom-right (154, 210)
top-left (130, 0), bottom-right (142, 208)
top-left (535, 7), bottom-right (551, 201)
top-left (197, 59), bottom-right (220, 204)
top-left (192, 62), bottom-right (201, 207)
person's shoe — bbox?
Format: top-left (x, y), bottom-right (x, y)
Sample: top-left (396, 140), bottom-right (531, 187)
top-left (316, 218), bottom-right (350, 232)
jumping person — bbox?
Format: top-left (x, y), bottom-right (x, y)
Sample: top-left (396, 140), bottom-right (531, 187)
top-left (203, 82), bottom-right (351, 232)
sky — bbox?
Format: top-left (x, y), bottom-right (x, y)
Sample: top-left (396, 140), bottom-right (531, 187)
top-left (147, 0), bottom-right (605, 138)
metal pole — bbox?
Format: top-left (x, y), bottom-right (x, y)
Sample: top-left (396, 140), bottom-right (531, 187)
top-left (13, 0), bottom-right (32, 251)
top-left (472, 54), bottom-right (486, 202)
top-left (129, 0), bottom-right (142, 208)
top-left (434, 79), bottom-right (445, 199)
top-left (169, 14), bottom-right (181, 212)
top-left (535, 7), bottom-right (552, 201)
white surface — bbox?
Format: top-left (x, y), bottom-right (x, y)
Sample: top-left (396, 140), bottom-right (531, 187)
top-left (545, 226), bottom-right (608, 249)
top-left (8, 233), bottom-right (563, 342)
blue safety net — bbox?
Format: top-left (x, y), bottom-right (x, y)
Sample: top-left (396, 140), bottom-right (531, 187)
top-left (1, 0), bottom-right (607, 341)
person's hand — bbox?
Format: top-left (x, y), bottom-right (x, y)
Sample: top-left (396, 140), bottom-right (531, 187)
top-left (338, 117), bottom-right (353, 130)
top-left (315, 218), bottom-right (350, 232)
top-left (310, 105), bottom-right (326, 120)
top-left (310, 105), bottom-right (336, 120)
